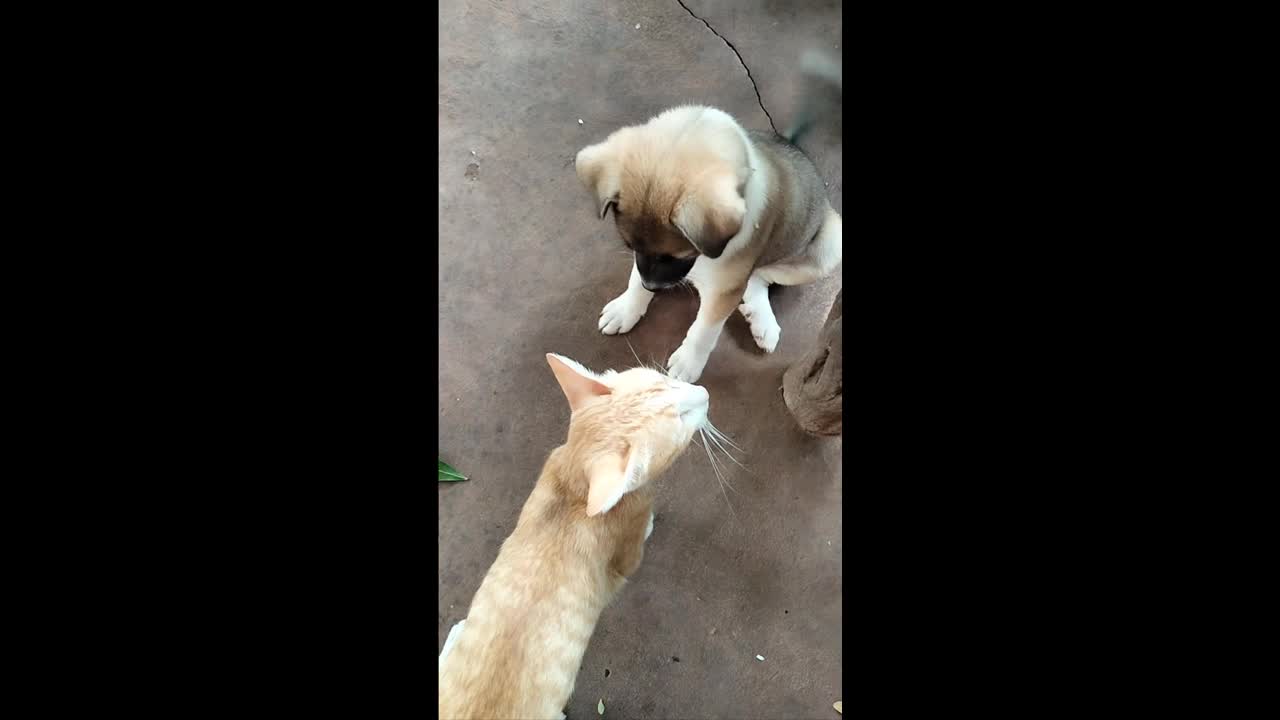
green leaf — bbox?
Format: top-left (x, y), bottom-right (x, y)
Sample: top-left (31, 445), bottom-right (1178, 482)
top-left (438, 460), bottom-right (468, 482)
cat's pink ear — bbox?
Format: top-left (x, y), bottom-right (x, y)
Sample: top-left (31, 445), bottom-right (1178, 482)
top-left (546, 353), bottom-right (612, 412)
top-left (586, 448), bottom-right (638, 516)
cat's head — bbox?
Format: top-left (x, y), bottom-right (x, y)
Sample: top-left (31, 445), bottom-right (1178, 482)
top-left (546, 353), bottom-right (709, 516)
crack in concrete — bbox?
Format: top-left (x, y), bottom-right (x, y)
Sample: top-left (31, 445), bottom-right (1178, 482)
top-left (676, 1), bottom-right (778, 135)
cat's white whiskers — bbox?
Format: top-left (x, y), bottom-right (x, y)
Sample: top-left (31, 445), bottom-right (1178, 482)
top-left (709, 452), bottom-right (741, 520)
top-left (625, 338), bottom-right (644, 368)
top-left (699, 429), bottom-right (742, 517)
top-left (706, 440), bottom-right (742, 495)
top-left (704, 427), bottom-right (748, 473)
top-left (704, 419), bottom-right (743, 452)
top-left (707, 427), bottom-right (741, 454)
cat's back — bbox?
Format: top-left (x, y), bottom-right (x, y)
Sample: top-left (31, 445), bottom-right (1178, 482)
top-left (439, 609), bottom-right (568, 720)
top-left (438, 530), bottom-right (586, 720)
top-left (440, 652), bottom-right (554, 720)
top-left (438, 458), bottom-right (641, 720)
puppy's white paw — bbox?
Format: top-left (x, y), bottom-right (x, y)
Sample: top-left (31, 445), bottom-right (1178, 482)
top-left (667, 342), bottom-right (709, 383)
top-left (599, 294), bottom-right (646, 335)
top-left (738, 302), bottom-right (781, 353)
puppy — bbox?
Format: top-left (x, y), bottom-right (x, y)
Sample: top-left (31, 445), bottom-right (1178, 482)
top-left (575, 67), bottom-right (841, 382)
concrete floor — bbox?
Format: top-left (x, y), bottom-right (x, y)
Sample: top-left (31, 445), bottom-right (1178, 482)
top-left (439, 2), bottom-right (842, 717)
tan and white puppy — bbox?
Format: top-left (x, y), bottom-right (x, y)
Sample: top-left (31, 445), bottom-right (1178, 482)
top-left (575, 104), bottom-right (841, 382)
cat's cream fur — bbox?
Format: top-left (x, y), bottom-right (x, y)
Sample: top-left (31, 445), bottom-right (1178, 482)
top-left (438, 353), bottom-right (709, 720)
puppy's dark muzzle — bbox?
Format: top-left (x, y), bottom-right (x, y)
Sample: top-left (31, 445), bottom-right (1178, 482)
top-left (635, 253), bottom-right (696, 293)
top-left (641, 279), bottom-right (677, 292)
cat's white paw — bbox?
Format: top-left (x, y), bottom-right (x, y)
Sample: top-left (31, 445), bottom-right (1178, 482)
top-left (739, 302), bottom-right (781, 353)
top-left (645, 511), bottom-right (654, 540)
top-left (599, 294), bottom-right (646, 335)
top-left (667, 342), bottom-right (709, 383)
top-left (439, 619), bottom-right (466, 666)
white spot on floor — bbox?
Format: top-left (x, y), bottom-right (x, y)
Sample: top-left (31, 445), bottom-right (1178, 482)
top-left (756, 654), bottom-right (765, 661)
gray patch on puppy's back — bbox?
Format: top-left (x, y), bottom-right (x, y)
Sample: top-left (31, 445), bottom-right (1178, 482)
top-left (746, 130), bottom-right (830, 268)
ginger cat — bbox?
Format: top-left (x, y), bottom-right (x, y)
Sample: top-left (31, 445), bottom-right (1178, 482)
top-left (438, 353), bottom-right (710, 720)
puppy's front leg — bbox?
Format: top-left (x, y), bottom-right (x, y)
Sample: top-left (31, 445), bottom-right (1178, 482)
top-left (667, 286), bottom-right (742, 382)
top-left (599, 261), bottom-right (653, 335)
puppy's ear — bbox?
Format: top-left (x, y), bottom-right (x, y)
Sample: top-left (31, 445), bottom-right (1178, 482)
top-left (672, 169), bottom-right (746, 259)
top-left (575, 138), bottom-right (622, 219)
